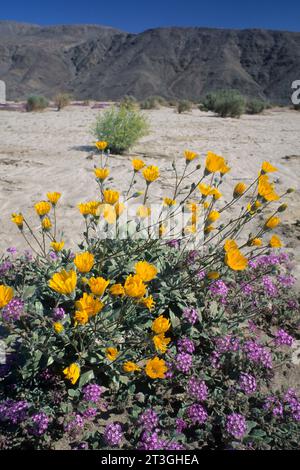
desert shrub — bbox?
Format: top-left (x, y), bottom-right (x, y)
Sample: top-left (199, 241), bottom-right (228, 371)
top-left (54, 93), bottom-right (72, 111)
top-left (1, 147), bottom-right (299, 450)
top-left (93, 106), bottom-right (149, 153)
top-left (119, 95), bottom-right (140, 111)
top-left (201, 90), bottom-right (246, 117)
top-left (151, 95), bottom-right (167, 106)
top-left (177, 99), bottom-right (192, 114)
top-left (140, 97), bottom-right (160, 110)
top-left (26, 95), bottom-right (49, 112)
top-left (140, 95), bottom-right (167, 110)
top-left (246, 99), bottom-right (266, 115)
top-left (168, 99), bottom-right (178, 107)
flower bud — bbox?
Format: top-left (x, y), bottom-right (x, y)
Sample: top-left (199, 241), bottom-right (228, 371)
top-left (278, 204), bottom-right (288, 212)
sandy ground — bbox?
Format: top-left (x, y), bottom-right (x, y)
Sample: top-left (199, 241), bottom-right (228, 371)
top-left (0, 104), bottom-right (299, 279)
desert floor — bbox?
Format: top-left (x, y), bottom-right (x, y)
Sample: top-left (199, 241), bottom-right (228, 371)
top-left (0, 104), bottom-right (300, 282)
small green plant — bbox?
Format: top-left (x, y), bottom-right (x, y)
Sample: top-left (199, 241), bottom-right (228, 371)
top-left (246, 99), bottom-right (266, 115)
top-left (140, 97), bottom-right (159, 110)
top-left (201, 90), bottom-right (246, 118)
top-left (177, 100), bottom-right (192, 114)
top-left (26, 95), bottom-right (49, 112)
top-left (93, 105), bottom-right (149, 154)
top-left (54, 93), bottom-right (72, 111)
top-left (120, 95), bottom-right (140, 111)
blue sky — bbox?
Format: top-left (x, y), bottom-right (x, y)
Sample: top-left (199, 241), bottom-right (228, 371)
top-left (1, 0), bottom-right (299, 32)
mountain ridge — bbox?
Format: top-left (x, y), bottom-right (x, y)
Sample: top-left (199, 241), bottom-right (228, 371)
top-left (0, 21), bottom-right (299, 103)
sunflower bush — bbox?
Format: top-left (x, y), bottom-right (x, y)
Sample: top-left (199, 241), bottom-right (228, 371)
top-left (0, 143), bottom-right (300, 450)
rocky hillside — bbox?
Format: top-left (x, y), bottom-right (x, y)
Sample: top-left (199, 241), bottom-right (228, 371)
top-left (0, 21), bottom-right (299, 103)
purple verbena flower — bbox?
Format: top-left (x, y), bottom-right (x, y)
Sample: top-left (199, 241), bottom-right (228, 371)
top-left (284, 389), bottom-right (300, 421)
top-left (28, 412), bottom-right (49, 436)
top-left (0, 261), bottom-right (13, 276)
top-left (187, 404), bottom-right (208, 425)
top-left (176, 418), bottom-right (188, 433)
top-left (209, 280), bottom-right (229, 298)
top-left (52, 307), bottom-right (65, 321)
top-left (167, 239), bottom-right (180, 249)
top-left (175, 352), bottom-right (193, 374)
top-left (0, 400), bottom-right (29, 424)
top-left (244, 340), bottom-right (272, 369)
top-left (262, 275), bottom-right (277, 297)
top-left (226, 413), bottom-right (246, 439)
top-left (82, 384), bottom-right (102, 403)
top-left (138, 409), bottom-right (159, 432)
top-left (64, 414), bottom-right (84, 435)
top-left (187, 377), bottom-right (208, 401)
top-left (239, 373), bottom-right (257, 394)
top-left (274, 329), bottom-right (294, 347)
top-left (104, 422), bottom-right (123, 447)
top-left (2, 298), bottom-right (24, 322)
top-left (177, 337), bottom-right (195, 354)
top-left (215, 335), bottom-right (240, 353)
top-left (264, 396), bottom-right (283, 417)
top-left (183, 307), bottom-right (198, 325)
top-left (138, 431), bottom-right (166, 450)
top-left (166, 441), bottom-right (185, 450)
top-left (197, 270), bottom-right (206, 280)
top-left (7, 247), bottom-right (17, 256)
top-left (82, 408), bottom-right (98, 420)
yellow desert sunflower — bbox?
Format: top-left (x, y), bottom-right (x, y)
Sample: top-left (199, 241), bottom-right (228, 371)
top-left (153, 334), bottom-right (171, 353)
top-left (63, 363), bottom-right (80, 385)
top-left (143, 165), bottom-right (160, 183)
top-left (49, 269), bottom-right (77, 295)
top-left (47, 192), bottom-right (61, 206)
top-left (106, 347), bottom-right (119, 361)
top-left (123, 361), bottom-right (141, 373)
top-left (134, 261), bottom-right (157, 282)
top-left (11, 213), bottom-right (24, 229)
top-left (225, 249), bottom-right (248, 271)
top-left (132, 158), bottom-right (145, 172)
top-left (152, 315), bottom-right (171, 334)
top-left (94, 168), bottom-right (110, 180)
top-left (124, 275), bottom-right (146, 298)
top-left (74, 252), bottom-right (94, 273)
top-left (50, 240), bottom-right (65, 252)
top-left (103, 190), bottom-right (119, 205)
top-left (145, 357), bottom-right (167, 379)
top-left (88, 277), bottom-right (110, 297)
top-left (34, 201), bottom-right (51, 217)
top-left (0, 285), bottom-right (14, 309)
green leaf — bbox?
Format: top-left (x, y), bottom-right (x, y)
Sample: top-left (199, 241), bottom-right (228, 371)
top-left (23, 286), bottom-right (36, 299)
top-left (78, 369), bottom-right (95, 388)
top-left (169, 309), bottom-right (180, 328)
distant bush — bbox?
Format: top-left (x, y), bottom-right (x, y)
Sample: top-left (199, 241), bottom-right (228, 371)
top-left (151, 95), bottom-right (167, 106)
top-left (120, 95), bottom-right (140, 111)
top-left (168, 99), bottom-right (178, 107)
top-left (26, 95), bottom-right (49, 112)
top-left (201, 90), bottom-right (246, 118)
top-left (93, 105), bottom-right (149, 154)
top-left (140, 97), bottom-right (160, 110)
top-left (54, 93), bottom-right (72, 111)
top-left (246, 99), bottom-right (266, 115)
top-left (177, 100), bottom-right (192, 114)
top-left (293, 103), bottom-right (300, 111)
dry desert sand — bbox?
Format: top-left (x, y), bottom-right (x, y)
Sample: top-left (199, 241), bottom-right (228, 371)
top-left (0, 104), bottom-right (299, 281)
